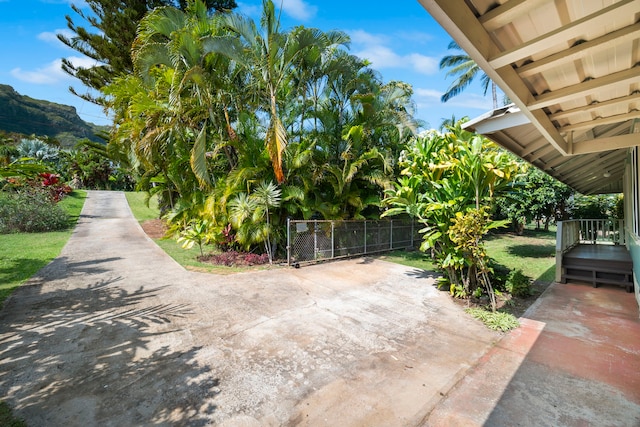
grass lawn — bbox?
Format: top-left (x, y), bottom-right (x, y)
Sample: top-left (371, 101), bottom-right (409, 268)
top-left (377, 249), bottom-right (437, 271)
top-left (124, 190), bottom-right (160, 222)
top-left (378, 226), bottom-right (557, 325)
top-left (124, 192), bottom-right (267, 274)
top-left (484, 227), bottom-right (556, 284)
top-left (0, 190), bottom-right (87, 306)
top-left (382, 227), bottom-right (556, 285)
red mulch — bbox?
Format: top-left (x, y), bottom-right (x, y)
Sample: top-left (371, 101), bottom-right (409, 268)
top-left (141, 219), bottom-right (168, 239)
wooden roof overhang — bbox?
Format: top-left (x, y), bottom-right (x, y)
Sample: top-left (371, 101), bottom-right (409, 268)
top-left (419, 0), bottom-right (640, 194)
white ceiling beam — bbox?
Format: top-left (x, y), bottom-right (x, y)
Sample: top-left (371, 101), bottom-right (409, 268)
top-left (517, 22), bottom-right (640, 78)
top-left (572, 134), bottom-right (640, 155)
top-left (527, 144), bottom-right (557, 162)
top-left (419, 0), bottom-right (570, 155)
top-left (558, 111), bottom-right (640, 133)
top-left (560, 151), bottom-right (626, 178)
top-left (527, 67), bottom-right (640, 110)
top-left (479, 0), bottom-right (552, 32)
top-left (470, 110), bottom-right (531, 134)
top-left (521, 137), bottom-right (549, 157)
top-left (549, 92), bottom-right (640, 121)
top-left (488, 0), bottom-right (639, 69)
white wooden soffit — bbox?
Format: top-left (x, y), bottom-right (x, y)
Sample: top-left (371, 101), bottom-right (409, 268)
top-left (417, 0), bottom-right (570, 155)
top-left (487, 0), bottom-right (639, 69)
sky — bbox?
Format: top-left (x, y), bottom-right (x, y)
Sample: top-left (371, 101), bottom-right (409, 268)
top-left (0, 0), bottom-right (498, 129)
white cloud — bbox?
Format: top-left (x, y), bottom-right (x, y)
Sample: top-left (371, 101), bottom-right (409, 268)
top-left (238, 0), bottom-right (317, 21)
top-left (414, 88), bottom-right (443, 100)
top-left (348, 29), bottom-right (388, 46)
top-left (445, 93), bottom-right (494, 110)
top-left (353, 45), bottom-right (401, 69)
top-left (407, 53), bottom-right (438, 75)
top-left (10, 56), bottom-right (98, 85)
top-left (280, 0), bottom-right (317, 21)
top-left (348, 29), bottom-right (439, 76)
top-left (237, 1), bottom-right (261, 17)
top-left (37, 29), bottom-right (74, 47)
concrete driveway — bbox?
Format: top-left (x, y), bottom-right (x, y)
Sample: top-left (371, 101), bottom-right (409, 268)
top-left (0, 191), bottom-right (501, 426)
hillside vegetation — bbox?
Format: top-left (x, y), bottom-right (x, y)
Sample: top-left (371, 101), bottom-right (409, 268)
top-left (0, 84), bottom-right (109, 147)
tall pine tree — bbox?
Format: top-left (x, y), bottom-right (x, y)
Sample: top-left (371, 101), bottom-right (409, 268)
top-left (57, 0), bottom-right (237, 105)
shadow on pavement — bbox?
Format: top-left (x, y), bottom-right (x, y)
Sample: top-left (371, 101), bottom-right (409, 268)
top-left (0, 271), bottom-right (220, 425)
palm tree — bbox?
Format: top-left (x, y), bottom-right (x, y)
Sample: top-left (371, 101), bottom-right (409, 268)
top-left (439, 41), bottom-right (497, 108)
top-left (203, 0), bottom-right (344, 183)
top-left (228, 181), bottom-right (281, 263)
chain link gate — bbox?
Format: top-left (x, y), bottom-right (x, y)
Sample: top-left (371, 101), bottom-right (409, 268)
top-left (286, 218), bottom-right (421, 265)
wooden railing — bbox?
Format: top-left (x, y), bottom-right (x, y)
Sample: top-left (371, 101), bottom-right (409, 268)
top-left (555, 219), bottom-right (625, 282)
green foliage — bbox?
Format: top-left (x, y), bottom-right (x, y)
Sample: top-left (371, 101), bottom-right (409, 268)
top-left (0, 158), bottom-right (49, 179)
top-left (465, 307), bottom-right (520, 332)
top-left (0, 190), bottom-right (85, 305)
top-left (0, 85), bottom-right (108, 147)
top-left (228, 181), bottom-right (281, 262)
top-left (61, 140), bottom-right (133, 190)
top-left (57, 0), bottom-right (236, 104)
top-left (448, 207), bottom-right (509, 311)
top-left (0, 401), bottom-right (27, 427)
top-left (177, 219), bottom-right (212, 256)
top-left (572, 194), bottom-right (620, 219)
top-left (495, 166), bottom-right (572, 232)
top-left (439, 41), bottom-right (497, 108)
top-left (384, 122), bottom-right (523, 310)
top-left (0, 189), bottom-right (70, 233)
top-left (505, 269), bottom-right (531, 297)
top-left (613, 194), bottom-right (624, 219)
top-left (103, 0), bottom-right (419, 257)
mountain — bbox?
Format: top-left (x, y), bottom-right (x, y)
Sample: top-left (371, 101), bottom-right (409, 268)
top-left (0, 84), bottom-right (110, 147)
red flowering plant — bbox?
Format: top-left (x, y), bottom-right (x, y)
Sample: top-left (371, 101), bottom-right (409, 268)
top-left (39, 172), bottom-right (72, 203)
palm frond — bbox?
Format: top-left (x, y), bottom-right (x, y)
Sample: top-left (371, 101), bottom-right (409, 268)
top-left (190, 125), bottom-right (212, 188)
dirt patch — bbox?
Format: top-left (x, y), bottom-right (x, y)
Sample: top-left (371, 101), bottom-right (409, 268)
top-left (451, 279), bottom-right (552, 318)
top-left (141, 219), bottom-right (167, 239)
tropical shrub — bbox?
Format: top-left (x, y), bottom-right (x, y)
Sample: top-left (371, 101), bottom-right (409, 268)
top-left (177, 219), bottom-right (212, 257)
top-left (200, 251), bottom-right (269, 266)
top-left (39, 173), bottom-right (72, 202)
top-left (0, 189), bottom-right (69, 233)
top-left (384, 121), bottom-right (523, 311)
top-left (505, 269), bottom-right (531, 297)
top-left (465, 307), bottom-right (520, 332)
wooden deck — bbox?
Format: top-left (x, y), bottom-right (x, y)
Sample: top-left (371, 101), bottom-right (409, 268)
top-left (562, 244), bottom-right (633, 292)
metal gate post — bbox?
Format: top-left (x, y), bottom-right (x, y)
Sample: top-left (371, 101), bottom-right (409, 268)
top-left (410, 219), bottom-right (414, 247)
top-left (331, 221), bottom-right (335, 259)
top-left (390, 220), bottom-right (393, 249)
top-left (314, 220), bottom-right (318, 260)
top-left (364, 220), bottom-right (367, 254)
top-left (287, 218), bottom-right (291, 265)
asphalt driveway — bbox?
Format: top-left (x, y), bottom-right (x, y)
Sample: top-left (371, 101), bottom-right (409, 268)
top-left (0, 191), bottom-right (501, 426)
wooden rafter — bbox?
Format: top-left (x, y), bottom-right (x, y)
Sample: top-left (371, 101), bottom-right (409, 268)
top-left (527, 68), bottom-right (640, 111)
top-left (558, 111), bottom-right (640, 133)
top-left (478, 0), bottom-right (551, 32)
top-left (420, 0), bottom-right (571, 155)
top-left (517, 22), bottom-right (640, 78)
top-left (572, 134), bottom-right (639, 155)
top-left (549, 92), bottom-right (640, 122)
top-left (488, 0), bottom-right (639, 68)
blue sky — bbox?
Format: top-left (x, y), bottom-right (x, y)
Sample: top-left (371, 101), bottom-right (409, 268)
top-left (0, 0), bottom-right (497, 128)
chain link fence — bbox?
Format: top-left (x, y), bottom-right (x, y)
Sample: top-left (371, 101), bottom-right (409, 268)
top-left (286, 218), bottom-right (421, 265)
